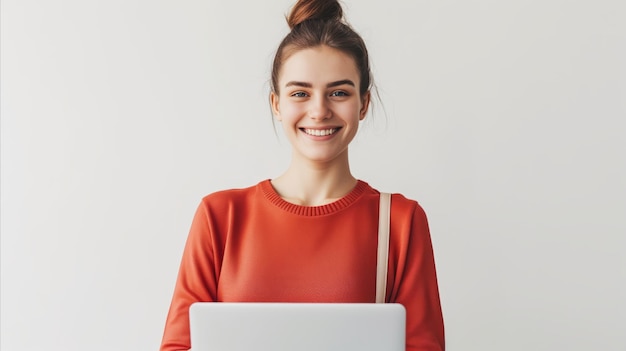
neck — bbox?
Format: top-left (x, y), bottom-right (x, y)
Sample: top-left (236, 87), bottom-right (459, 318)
top-left (271, 152), bottom-right (357, 206)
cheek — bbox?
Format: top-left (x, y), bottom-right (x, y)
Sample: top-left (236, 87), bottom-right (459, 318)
top-left (335, 101), bottom-right (362, 118)
top-left (279, 102), bottom-right (304, 120)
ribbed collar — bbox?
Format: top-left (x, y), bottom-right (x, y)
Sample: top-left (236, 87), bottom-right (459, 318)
top-left (259, 179), bottom-right (370, 216)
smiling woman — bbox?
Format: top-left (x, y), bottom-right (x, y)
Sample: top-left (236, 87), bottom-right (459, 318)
top-left (159, 0), bottom-right (445, 350)
top-left (270, 46), bottom-right (368, 168)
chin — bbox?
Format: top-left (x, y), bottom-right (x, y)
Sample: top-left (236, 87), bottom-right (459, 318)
top-left (296, 150), bottom-right (348, 164)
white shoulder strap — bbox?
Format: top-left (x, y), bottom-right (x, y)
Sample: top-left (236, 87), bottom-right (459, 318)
top-left (376, 192), bottom-right (391, 303)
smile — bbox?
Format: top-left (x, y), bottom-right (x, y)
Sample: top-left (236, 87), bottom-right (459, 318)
top-left (301, 128), bottom-right (340, 136)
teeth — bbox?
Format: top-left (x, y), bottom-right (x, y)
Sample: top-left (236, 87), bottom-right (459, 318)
top-left (304, 128), bottom-right (338, 136)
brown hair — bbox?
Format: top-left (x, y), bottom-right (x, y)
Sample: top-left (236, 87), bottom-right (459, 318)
top-left (271, 0), bottom-right (372, 96)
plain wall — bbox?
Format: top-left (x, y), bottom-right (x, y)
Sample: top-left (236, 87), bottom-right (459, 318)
top-left (1, 0), bottom-right (625, 350)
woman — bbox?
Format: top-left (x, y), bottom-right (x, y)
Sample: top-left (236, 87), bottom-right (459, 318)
top-left (160, 0), bottom-right (445, 350)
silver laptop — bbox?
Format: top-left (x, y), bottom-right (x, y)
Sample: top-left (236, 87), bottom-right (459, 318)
top-left (189, 302), bottom-right (406, 351)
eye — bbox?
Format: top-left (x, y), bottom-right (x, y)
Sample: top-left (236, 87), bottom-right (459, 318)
top-left (291, 91), bottom-right (308, 98)
top-left (330, 90), bottom-right (349, 97)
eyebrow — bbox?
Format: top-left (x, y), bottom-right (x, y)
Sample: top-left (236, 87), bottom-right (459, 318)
top-left (285, 79), bottom-right (356, 88)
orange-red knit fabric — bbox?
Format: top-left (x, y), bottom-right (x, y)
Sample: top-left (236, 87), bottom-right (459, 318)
top-left (160, 180), bottom-right (445, 351)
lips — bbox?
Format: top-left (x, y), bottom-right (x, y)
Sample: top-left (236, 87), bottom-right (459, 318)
top-left (300, 128), bottom-right (341, 136)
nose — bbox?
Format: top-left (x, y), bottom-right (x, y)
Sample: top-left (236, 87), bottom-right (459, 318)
top-left (308, 95), bottom-right (331, 120)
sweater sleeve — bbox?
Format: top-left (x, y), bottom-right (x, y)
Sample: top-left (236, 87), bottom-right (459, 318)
top-left (391, 201), bottom-right (445, 351)
top-left (160, 201), bottom-right (218, 351)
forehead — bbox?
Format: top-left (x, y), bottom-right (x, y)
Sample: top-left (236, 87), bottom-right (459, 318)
top-left (279, 46), bottom-right (360, 86)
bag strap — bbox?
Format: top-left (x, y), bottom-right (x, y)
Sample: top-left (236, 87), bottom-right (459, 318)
top-left (376, 192), bottom-right (391, 303)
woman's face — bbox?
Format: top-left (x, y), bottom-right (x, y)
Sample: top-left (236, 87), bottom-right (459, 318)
top-left (271, 45), bottom-right (370, 165)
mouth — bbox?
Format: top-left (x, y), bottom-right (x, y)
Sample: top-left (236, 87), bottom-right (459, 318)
top-left (300, 127), bottom-right (341, 137)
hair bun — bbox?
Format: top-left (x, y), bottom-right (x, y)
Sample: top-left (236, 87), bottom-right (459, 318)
top-left (287, 0), bottom-right (344, 29)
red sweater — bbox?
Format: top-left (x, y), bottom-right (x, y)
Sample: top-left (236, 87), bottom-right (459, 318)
top-left (160, 180), bottom-right (445, 350)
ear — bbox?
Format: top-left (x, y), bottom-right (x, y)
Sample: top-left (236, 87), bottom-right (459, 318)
top-left (270, 91), bottom-right (281, 121)
top-left (359, 91), bottom-right (371, 121)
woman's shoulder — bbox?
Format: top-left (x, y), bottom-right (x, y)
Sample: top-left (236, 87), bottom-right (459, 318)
top-left (370, 188), bottom-right (431, 237)
top-left (390, 193), bottom-right (425, 212)
top-left (198, 180), bottom-right (268, 207)
top-left (365, 183), bottom-right (428, 219)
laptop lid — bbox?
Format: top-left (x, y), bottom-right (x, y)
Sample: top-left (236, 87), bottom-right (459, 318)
top-left (189, 302), bottom-right (406, 351)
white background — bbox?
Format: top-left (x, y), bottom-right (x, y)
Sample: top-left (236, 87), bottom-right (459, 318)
top-left (2, 0), bottom-right (625, 350)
